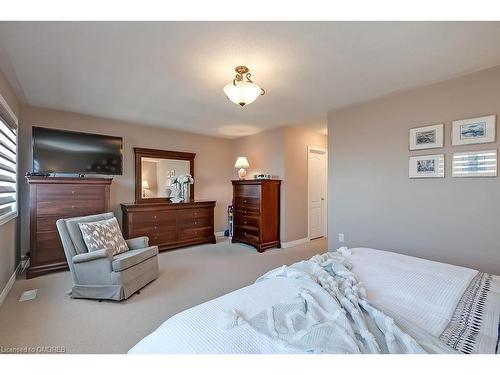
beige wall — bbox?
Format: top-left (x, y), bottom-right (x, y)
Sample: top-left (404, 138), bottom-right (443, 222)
top-left (231, 127), bottom-right (286, 180)
top-left (0, 66), bottom-right (18, 295)
top-left (18, 106), bottom-right (234, 255)
top-left (231, 126), bottom-right (327, 243)
top-left (328, 65), bottom-right (500, 274)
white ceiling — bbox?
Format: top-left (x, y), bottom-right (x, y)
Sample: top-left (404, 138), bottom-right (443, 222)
top-left (1, 22), bottom-right (500, 138)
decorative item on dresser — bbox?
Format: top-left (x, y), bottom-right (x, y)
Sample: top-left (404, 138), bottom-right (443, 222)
top-left (232, 179), bottom-right (281, 252)
top-left (234, 156), bottom-right (250, 180)
top-left (27, 177), bottom-right (112, 278)
top-left (121, 201), bottom-right (216, 251)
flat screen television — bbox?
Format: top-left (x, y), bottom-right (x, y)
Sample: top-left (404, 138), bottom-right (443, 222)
top-left (32, 127), bottom-right (123, 175)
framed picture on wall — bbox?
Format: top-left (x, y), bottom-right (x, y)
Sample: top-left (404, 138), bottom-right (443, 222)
top-left (452, 149), bottom-right (497, 177)
top-left (409, 123), bottom-right (444, 150)
top-left (452, 115), bottom-right (496, 145)
top-left (409, 154), bottom-right (445, 178)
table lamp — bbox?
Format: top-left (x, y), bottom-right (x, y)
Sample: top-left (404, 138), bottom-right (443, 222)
top-left (234, 157), bottom-right (250, 180)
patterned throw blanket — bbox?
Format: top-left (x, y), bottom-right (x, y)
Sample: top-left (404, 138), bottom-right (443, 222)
top-left (224, 251), bottom-right (457, 354)
top-left (440, 272), bottom-right (500, 354)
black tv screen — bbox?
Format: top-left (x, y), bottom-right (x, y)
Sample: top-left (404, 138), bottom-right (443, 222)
top-left (33, 127), bottom-right (123, 175)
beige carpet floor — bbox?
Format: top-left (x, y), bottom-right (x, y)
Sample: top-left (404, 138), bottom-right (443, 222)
top-left (0, 237), bottom-right (327, 354)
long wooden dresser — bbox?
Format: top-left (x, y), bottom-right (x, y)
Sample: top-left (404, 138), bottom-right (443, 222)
top-left (27, 177), bottom-right (112, 278)
top-left (121, 200), bottom-right (216, 251)
top-left (232, 179), bottom-right (281, 252)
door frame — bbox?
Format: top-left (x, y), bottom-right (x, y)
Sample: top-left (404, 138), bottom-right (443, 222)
top-left (307, 146), bottom-right (328, 241)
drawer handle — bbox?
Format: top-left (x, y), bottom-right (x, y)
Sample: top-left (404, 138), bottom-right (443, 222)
top-left (153, 215), bottom-right (157, 219)
top-left (71, 205), bottom-right (75, 209)
top-left (194, 221), bottom-right (197, 225)
top-left (71, 190), bottom-right (75, 195)
top-left (244, 221), bottom-right (247, 224)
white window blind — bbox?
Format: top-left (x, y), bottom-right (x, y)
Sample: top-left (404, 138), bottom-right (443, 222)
top-left (0, 114), bottom-right (17, 223)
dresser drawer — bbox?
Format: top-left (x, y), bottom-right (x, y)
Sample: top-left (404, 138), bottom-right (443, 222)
top-left (234, 184), bottom-right (261, 198)
top-left (129, 223), bottom-right (177, 238)
top-left (234, 214), bottom-right (260, 228)
top-left (37, 185), bottom-right (105, 202)
top-left (178, 227), bottom-right (212, 241)
top-left (36, 216), bottom-right (62, 232)
top-left (233, 227), bottom-right (259, 243)
top-left (148, 231), bottom-right (177, 246)
top-left (130, 211), bottom-right (176, 229)
top-left (234, 196), bottom-right (260, 207)
top-left (37, 199), bottom-right (106, 216)
top-left (34, 231), bottom-right (66, 265)
top-left (178, 216), bottom-right (211, 228)
top-left (234, 204), bottom-right (260, 216)
top-left (177, 208), bottom-right (212, 220)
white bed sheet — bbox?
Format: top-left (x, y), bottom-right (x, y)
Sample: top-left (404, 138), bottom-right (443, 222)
top-left (129, 248), bottom-right (480, 354)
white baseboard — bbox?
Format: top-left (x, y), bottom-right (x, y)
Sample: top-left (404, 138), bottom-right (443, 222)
top-left (214, 231), bottom-right (225, 238)
top-left (281, 237), bottom-right (310, 248)
top-left (0, 262), bottom-right (20, 309)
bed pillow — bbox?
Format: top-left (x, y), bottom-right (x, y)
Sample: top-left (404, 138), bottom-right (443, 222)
top-left (78, 217), bottom-right (129, 256)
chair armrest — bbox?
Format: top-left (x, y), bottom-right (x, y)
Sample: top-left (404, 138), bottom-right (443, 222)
top-left (126, 236), bottom-right (149, 250)
top-left (72, 248), bottom-right (113, 264)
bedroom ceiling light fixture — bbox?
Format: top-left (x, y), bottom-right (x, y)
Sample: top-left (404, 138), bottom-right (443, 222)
top-left (223, 66), bottom-right (265, 107)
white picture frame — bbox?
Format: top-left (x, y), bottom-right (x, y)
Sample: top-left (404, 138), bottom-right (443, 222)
top-left (452, 149), bottom-right (497, 178)
top-left (409, 123), bottom-right (444, 150)
top-left (452, 115), bottom-right (496, 146)
top-left (409, 154), bottom-right (445, 179)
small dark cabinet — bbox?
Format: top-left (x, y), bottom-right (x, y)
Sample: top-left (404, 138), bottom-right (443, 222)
top-left (232, 179), bottom-right (281, 252)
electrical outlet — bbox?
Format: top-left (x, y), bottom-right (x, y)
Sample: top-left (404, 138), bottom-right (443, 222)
top-left (338, 233), bottom-right (345, 243)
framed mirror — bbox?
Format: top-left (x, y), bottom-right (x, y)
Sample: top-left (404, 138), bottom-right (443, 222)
top-left (134, 148), bottom-right (195, 204)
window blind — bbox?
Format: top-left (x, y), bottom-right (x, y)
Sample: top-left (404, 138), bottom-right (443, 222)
top-left (0, 114), bottom-right (17, 222)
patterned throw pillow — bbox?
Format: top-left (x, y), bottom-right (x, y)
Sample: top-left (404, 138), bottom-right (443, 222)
top-left (78, 217), bottom-right (129, 256)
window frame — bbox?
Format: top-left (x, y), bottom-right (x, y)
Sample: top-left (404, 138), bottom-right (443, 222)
top-left (0, 93), bottom-right (18, 226)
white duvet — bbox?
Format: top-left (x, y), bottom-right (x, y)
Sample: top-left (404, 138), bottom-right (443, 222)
top-left (129, 248), bottom-right (479, 354)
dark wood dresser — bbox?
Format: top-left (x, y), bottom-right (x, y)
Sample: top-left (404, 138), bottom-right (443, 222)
top-left (27, 177), bottom-right (112, 278)
top-left (121, 200), bottom-right (216, 251)
top-left (232, 179), bottom-right (281, 252)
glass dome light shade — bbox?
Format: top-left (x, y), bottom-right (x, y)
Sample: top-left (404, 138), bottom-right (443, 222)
top-left (223, 81), bottom-right (262, 106)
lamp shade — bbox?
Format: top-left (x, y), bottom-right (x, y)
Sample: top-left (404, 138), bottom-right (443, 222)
top-left (142, 179), bottom-right (150, 189)
top-left (234, 157), bottom-right (250, 169)
top-left (224, 81), bottom-right (263, 107)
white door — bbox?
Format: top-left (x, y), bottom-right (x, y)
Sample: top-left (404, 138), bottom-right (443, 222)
top-left (308, 148), bottom-right (327, 240)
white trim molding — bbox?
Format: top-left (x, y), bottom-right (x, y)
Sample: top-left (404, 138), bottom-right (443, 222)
top-left (0, 262), bottom-right (21, 309)
top-left (214, 231), bottom-right (225, 238)
top-left (281, 237), bottom-right (309, 248)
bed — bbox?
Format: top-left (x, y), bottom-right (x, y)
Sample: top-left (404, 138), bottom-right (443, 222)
top-left (129, 247), bottom-right (500, 354)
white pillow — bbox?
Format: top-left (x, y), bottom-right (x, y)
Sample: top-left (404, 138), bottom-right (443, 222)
top-left (78, 217), bottom-right (129, 256)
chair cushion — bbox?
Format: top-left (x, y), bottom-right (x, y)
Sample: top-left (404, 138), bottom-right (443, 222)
top-left (64, 212), bottom-right (115, 255)
top-left (79, 217), bottom-right (129, 256)
top-left (112, 246), bottom-right (158, 272)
